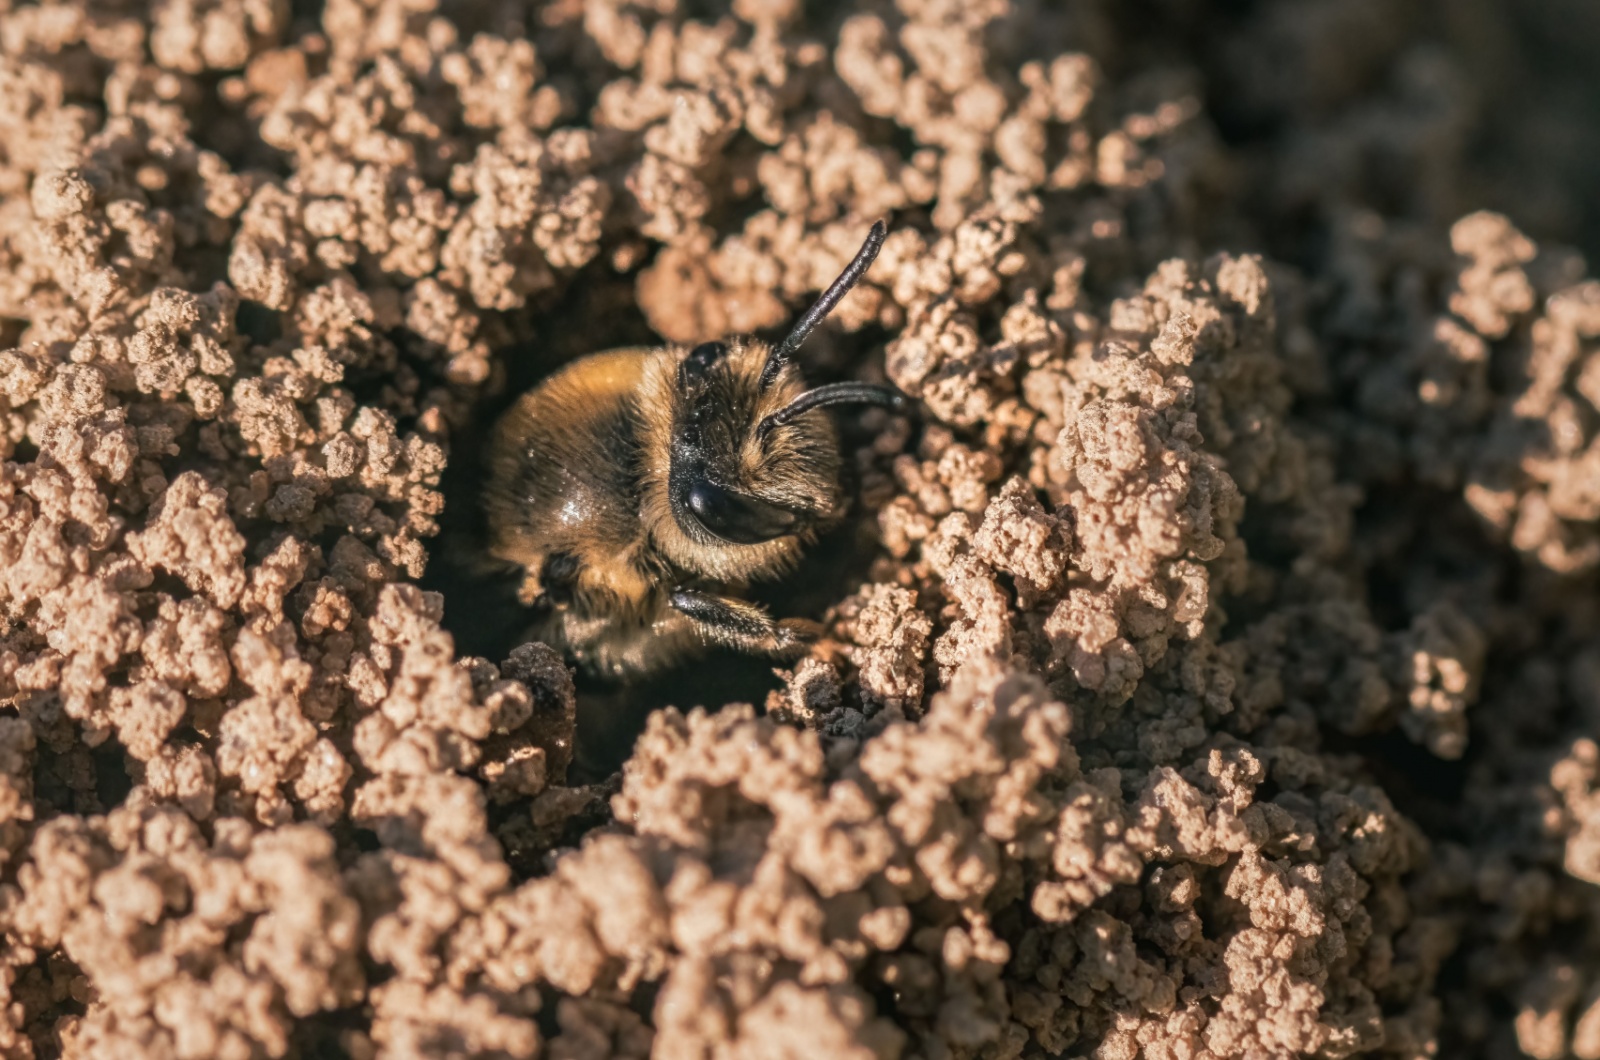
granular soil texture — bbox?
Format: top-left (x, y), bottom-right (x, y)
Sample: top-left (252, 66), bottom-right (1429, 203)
top-left (2, 0), bottom-right (1600, 1057)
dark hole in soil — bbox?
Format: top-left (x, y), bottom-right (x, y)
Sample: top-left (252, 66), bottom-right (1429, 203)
top-left (288, 1005), bottom-right (373, 1060)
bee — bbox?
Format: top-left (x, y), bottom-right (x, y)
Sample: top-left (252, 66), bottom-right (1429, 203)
top-left (483, 221), bottom-right (906, 680)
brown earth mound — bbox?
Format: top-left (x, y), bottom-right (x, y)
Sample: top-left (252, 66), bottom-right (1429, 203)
top-left (1, 0), bottom-right (1600, 1057)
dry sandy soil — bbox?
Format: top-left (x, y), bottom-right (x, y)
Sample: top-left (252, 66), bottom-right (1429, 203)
top-left (2, 0), bottom-right (1600, 1057)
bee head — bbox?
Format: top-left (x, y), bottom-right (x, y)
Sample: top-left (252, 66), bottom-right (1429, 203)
top-left (648, 222), bottom-right (906, 566)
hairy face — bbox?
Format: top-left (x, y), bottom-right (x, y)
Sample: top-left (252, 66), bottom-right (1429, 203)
top-left (667, 340), bottom-right (842, 547)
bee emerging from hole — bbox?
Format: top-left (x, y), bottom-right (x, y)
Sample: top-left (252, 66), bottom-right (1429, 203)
top-left (484, 221), bottom-right (906, 680)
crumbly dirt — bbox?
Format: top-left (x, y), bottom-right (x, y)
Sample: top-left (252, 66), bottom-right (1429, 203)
top-left (0, 0), bottom-right (1599, 1057)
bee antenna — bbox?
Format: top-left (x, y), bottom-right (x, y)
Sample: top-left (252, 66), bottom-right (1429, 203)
top-left (757, 381), bottom-right (906, 437)
top-left (760, 220), bottom-right (888, 390)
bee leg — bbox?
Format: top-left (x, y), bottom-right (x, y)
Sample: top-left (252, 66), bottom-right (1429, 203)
top-left (776, 617), bottom-right (826, 645)
top-left (668, 589), bottom-right (818, 658)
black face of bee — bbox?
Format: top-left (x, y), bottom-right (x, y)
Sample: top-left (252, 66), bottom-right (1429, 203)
top-left (669, 341), bottom-right (804, 546)
top-left (662, 221), bottom-right (908, 549)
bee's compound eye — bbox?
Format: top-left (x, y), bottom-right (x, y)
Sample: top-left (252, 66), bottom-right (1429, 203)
top-left (686, 478), bottom-right (798, 545)
top-left (679, 341), bottom-right (727, 389)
